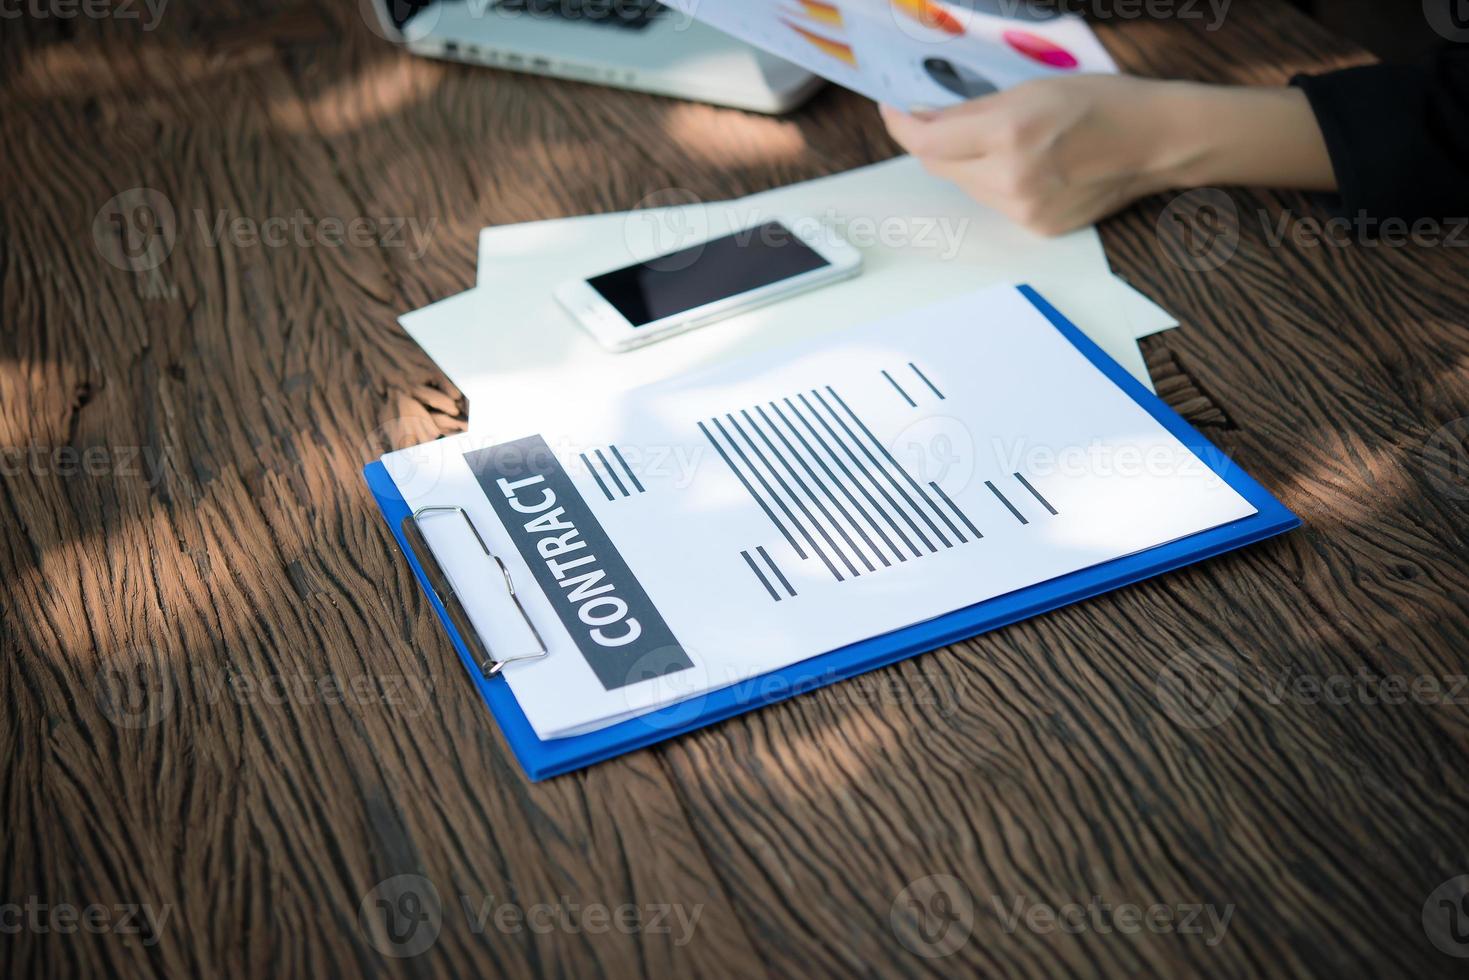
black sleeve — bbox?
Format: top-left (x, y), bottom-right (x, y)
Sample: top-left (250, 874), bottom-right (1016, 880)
top-left (1291, 46), bottom-right (1469, 221)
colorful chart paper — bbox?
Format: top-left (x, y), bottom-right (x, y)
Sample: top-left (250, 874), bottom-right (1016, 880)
top-left (668, 0), bottom-right (1116, 109)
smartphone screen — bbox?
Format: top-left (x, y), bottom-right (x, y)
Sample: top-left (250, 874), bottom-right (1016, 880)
top-left (586, 221), bottom-right (830, 327)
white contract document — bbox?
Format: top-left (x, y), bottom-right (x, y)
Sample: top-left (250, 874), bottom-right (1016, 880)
top-left (385, 285), bottom-right (1253, 739)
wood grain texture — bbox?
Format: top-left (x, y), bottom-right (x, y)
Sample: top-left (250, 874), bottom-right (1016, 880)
top-left (4, 1), bottom-right (1469, 978)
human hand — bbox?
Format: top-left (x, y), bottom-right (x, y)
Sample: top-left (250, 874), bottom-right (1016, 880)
top-left (880, 75), bottom-right (1333, 236)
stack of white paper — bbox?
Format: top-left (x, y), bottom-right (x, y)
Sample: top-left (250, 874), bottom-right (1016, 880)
top-left (403, 156), bottom-right (1177, 448)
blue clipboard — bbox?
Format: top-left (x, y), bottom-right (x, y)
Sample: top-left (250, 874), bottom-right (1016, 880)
top-left (364, 285), bottom-right (1300, 780)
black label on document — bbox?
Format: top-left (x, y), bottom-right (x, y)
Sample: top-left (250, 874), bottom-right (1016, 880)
top-left (464, 435), bottom-right (692, 690)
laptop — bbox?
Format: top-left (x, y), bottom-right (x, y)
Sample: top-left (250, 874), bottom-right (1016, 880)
top-left (366, 0), bottom-right (824, 114)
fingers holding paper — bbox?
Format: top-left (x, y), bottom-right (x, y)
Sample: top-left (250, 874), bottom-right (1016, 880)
top-left (880, 75), bottom-right (1198, 237)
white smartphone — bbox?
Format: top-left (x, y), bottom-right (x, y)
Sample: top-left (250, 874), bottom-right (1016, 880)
top-left (555, 215), bottom-right (863, 353)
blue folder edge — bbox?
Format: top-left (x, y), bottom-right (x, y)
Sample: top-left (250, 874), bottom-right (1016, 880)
top-left (363, 284), bottom-right (1300, 780)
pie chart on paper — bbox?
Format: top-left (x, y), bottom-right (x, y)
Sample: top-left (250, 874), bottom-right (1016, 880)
top-left (891, 0), bottom-right (967, 36)
top-left (922, 57), bottom-right (997, 99)
top-left (1002, 29), bottom-right (1080, 69)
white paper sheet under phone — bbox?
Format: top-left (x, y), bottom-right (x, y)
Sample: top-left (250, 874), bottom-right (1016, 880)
top-left (398, 158), bottom-right (1175, 444)
top-left (384, 284), bottom-right (1251, 739)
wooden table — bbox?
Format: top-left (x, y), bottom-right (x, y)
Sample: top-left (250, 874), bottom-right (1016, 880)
top-left (6, 2), bottom-right (1469, 976)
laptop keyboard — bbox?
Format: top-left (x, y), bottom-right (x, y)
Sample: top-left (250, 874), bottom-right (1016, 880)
top-left (493, 0), bottom-right (668, 31)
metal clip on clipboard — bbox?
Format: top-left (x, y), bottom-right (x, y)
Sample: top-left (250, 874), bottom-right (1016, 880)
top-left (401, 505), bottom-right (548, 679)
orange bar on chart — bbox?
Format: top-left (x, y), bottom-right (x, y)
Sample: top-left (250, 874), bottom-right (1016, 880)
top-left (780, 19), bottom-right (859, 66)
top-left (891, 0), bottom-right (964, 36)
top-left (793, 0), bottom-right (844, 26)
